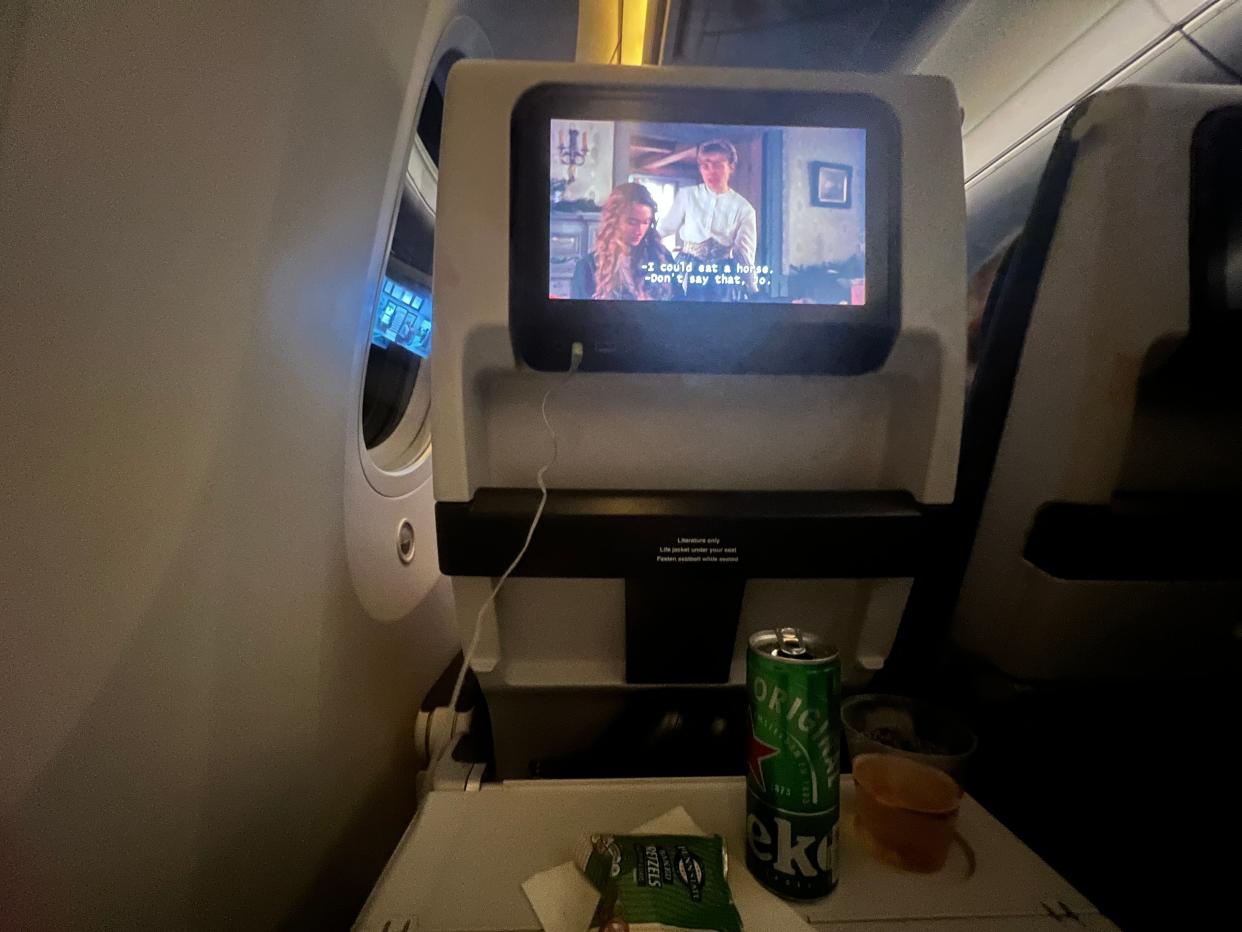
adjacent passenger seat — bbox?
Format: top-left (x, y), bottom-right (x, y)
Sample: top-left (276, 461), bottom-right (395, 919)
top-left (956, 84), bottom-right (1242, 682)
top-left (885, 84), bottom-right (1242, 932)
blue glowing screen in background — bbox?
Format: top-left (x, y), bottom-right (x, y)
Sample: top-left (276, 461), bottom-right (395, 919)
top-left (372, 276), bottom-right (432, 358)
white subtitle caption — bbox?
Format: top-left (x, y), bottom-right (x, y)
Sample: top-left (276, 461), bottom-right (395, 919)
top-left (641, 261), bottom-right (771, 287)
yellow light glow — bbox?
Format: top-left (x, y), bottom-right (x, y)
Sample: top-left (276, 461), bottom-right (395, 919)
top-left (621, 0), bottom-right (649, 65)
top-left (576, 0), bottom-right (650, 65)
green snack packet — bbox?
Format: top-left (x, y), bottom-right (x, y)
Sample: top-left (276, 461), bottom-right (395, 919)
top-left (572, 833), bottom-right (743, 932)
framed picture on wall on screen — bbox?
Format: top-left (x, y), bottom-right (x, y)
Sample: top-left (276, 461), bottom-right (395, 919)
top-left (810, 161), bottom-right (853, 208)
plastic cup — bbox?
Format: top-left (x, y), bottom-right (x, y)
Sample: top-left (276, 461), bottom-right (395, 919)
top-left (841, 694), bottom-right (976, 780)
top-left (852, 753), bottom-right (963, 872)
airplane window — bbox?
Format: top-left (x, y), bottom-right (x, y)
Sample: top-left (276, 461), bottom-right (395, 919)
top-left (416, 79), bottom-right (446, 166)
top-left (416, 50), bottom-right (463, 168)
top-left (361, 255), bottom-right (430, 454)
top-left (359, 51), bottom-right (463, 466)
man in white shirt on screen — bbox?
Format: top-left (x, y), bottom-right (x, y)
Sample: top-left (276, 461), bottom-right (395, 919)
top-left (657, 138), bottom-right (758, 301)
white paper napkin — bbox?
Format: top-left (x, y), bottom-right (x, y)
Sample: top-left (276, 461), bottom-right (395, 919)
top-left (521, 805), bottom-right (812, 932)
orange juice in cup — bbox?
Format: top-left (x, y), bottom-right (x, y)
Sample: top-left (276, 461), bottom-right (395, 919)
top-left (852, 753), bottom-right (962, 872)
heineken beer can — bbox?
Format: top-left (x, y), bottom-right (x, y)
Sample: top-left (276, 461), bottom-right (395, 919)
top-left (745, 627), bottom-right (841, 899)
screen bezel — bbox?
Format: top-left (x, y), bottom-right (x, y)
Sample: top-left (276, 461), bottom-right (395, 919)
top-left (510, 83), bottom-right (902, 374)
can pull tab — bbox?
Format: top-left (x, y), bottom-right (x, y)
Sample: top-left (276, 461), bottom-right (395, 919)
top-left (776, 627), bottom-right (808, 658)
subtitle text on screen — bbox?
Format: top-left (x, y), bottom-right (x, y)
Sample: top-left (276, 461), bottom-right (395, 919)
top-left (639, 260), bottom-right (773, 288)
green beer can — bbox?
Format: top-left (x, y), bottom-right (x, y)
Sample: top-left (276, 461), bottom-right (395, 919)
top-left (745, 627), bottom-right (841, 899)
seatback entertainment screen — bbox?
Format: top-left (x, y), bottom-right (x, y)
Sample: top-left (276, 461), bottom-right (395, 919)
top-left (511, 83), bottom-right (899, 373)
top-left (548, 119), bottom-right (867, 306)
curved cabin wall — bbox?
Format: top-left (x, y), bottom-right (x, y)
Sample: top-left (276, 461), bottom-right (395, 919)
top-left (0, 0), bottom-right (574, 926)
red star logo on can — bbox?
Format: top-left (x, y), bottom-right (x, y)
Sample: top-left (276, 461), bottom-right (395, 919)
top-left (747, 716), bottom-right (781, 790)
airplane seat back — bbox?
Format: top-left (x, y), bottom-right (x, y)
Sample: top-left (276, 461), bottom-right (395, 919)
top-left (431, 61), bottom-right (967, 778)
top-left (951, 84), bottom-right (1242, 682)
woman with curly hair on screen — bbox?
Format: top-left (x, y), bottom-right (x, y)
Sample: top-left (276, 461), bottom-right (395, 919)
top-left (571, 182), bottom-right (683, 301)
